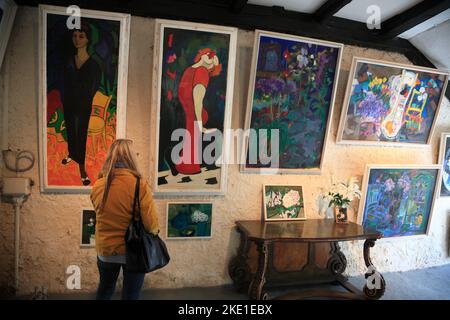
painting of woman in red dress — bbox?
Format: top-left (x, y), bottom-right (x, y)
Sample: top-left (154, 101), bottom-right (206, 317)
top-left (155, 23), bottom-right (236, 194)
top-left (176, 48), bottom-right (221, 175)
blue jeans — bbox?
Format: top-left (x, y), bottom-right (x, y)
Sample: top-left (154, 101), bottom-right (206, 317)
top-left (96, 258), bottom-right (145, 300)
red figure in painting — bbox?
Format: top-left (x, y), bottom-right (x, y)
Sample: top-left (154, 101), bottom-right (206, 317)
top-left (175, 48), bottom-right (221, 175)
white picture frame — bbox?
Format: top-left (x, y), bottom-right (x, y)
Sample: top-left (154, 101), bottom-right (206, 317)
top-left (336, 57), bottom-right (449, 147)
top-left (38, 5), bottom-right (130, 193)
top-left (166, 202), bottom-right (213, 239)
top-left (263, 184), bottom-right (307, 221)
top-left (357, 164), bottom-right (441, 239)
top-left (438, 132), bottom-right (450, 197)
top-left (241, 30), bottom-right (343, 175)
top-left (152, 19), bottom-right (237, 196)
top-left (0, 0), bottom-right (17, 69)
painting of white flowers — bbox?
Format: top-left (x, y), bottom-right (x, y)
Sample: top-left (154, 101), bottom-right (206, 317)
top-left (263, 185), bottom-right (306, 221)
top-left (167, 202), bottom-right (213, 239)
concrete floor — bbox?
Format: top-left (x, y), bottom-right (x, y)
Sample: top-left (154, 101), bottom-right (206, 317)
top-left (35, 264), bottom-right (450, 300)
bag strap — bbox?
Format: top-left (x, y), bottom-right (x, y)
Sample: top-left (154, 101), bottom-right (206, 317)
top-left (132, 176), bottom-right (142, 221)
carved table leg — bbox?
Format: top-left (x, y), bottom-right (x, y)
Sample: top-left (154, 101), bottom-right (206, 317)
top-left (363, 239), bottom-right (386, 300)
top-left (248, 241), bottom-right (269, 300)
top-left (228, 227), bottom-right (251, 292)
top-left (328, 241), bottom-right (347, 276)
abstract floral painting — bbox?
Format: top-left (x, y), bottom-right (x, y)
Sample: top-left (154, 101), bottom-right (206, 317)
top-left (243, 30), bottom-right (342, 173)
top-left (338, 57), bottom-right (448, 146)
top-left (154, 20), bottom-right (236, 195)
top-left (263, 185), bottom-right (306, 221)
top-left (358, 166), bottom-right (440, 238)
top-left (439, 133), bottom-right (450, 197)
top-left (167, 203), bottom-right (213, 238)
top-left (39, 5), bottom-right (129, 192)
top-left (80, 209), bottom-right (96, 247)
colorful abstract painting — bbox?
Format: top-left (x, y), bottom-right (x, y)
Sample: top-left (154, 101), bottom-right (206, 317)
top-left (439, 133), bottom-right (450, 197)
top-left (359, 166), bottom-right (440, 238)
top-left (338, 58), bottom-right (448, 145)
top-left (243, 31), bottom-right (342, 173)
top-left (263, 185), bottom-right (306, 221)
top-left (154, 20), bottom-right (236, 195)
top-left (80, 209), bottom-right (96, 247)
top-left (40, 6), bottom-right (129, 192)
top-left (167, 203), bottom-right (213, 238)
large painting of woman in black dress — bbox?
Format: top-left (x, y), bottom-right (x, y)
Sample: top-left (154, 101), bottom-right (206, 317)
top-left (44, 10), bottom-right (127, 190)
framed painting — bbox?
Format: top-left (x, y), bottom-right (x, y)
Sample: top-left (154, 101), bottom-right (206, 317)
top-left (38, 5), bottom-right (130, 193)
top-left (166, 202), bottom-right (213, 239)
top-left (438, 132), bottom-right (450, 197)
top-left (357, 165), bottom-right (441, 238)
top-left (263, 184), bottom-right (306, 221)
top-left (80, 208), bottom-right (96, 248)
top-left (241, 30), bottom-right (343, 174)
top-left (153, 19), bottom-right (237, 195)
top-left (0, 0), bottom-right (17, 68)
top-left (337, 57), bottom-right (449, 147)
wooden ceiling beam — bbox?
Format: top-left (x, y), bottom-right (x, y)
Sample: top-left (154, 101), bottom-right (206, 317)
top-left (15, 0), bottom-right (450, 100)
top-left (380, 0), bottom-right (450, 38)
top-left (230, 0), bottom-right (248, 14)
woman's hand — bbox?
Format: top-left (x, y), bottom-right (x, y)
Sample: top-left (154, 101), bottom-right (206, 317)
top-left (202, 127), bottom-right (218, 134)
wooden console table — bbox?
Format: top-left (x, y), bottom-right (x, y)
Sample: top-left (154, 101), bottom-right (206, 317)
top-left (228, 219), bottom-right (385, 300)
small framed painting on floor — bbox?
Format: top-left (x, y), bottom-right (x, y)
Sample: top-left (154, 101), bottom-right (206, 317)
top-left (80, 208), bottom-right (96, 248)
top-left (263, 184), bottom-right (306, 221)
top-left (439, 132), bottom-right (450, 197)
top-left (358, 165), bottom-right (441, 238)
top-left (166, 202), bottom-right (213, 239)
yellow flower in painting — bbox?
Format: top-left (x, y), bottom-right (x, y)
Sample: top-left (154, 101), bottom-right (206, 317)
top-left (415, 215), bottom-right (423, 226)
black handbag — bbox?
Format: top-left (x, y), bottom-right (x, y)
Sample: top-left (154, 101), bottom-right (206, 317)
top-left (125, 177), bottom-right (170, 273)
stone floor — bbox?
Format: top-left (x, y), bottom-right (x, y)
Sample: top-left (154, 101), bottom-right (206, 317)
top-left (40, 264), bottom-right (450, 300)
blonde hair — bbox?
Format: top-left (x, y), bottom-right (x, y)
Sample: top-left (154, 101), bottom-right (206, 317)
top-left (99, 139), bottom-right (141, 210)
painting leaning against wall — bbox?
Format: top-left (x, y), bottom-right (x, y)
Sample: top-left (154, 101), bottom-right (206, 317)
top-left (358, 165), bottom-right (441, 238)
top-left (242, 30), bottom-right (343, 173)
top-left (39, 5), bottom-right (130, 192)
top-left (338, 57), bottom-right (449, 146)
top-left (263, 185), bottom-right (306, 221)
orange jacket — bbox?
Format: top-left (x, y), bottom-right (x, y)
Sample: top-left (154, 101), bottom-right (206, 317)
top-left (90, 169), bottom-right (159, 256)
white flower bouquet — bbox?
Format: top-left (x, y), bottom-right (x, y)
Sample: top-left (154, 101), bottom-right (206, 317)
top-left (323, 176), bottom-right (362, 209)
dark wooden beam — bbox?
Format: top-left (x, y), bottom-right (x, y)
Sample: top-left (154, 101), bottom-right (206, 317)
top-left (15, 0), bottom-right (449, 100)
top-left (380, 0), bottom-right (450, 38)
top-left (230, 0), bottom-right (248, 14)
top-left (313, 0), bottom-right (352, 23)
